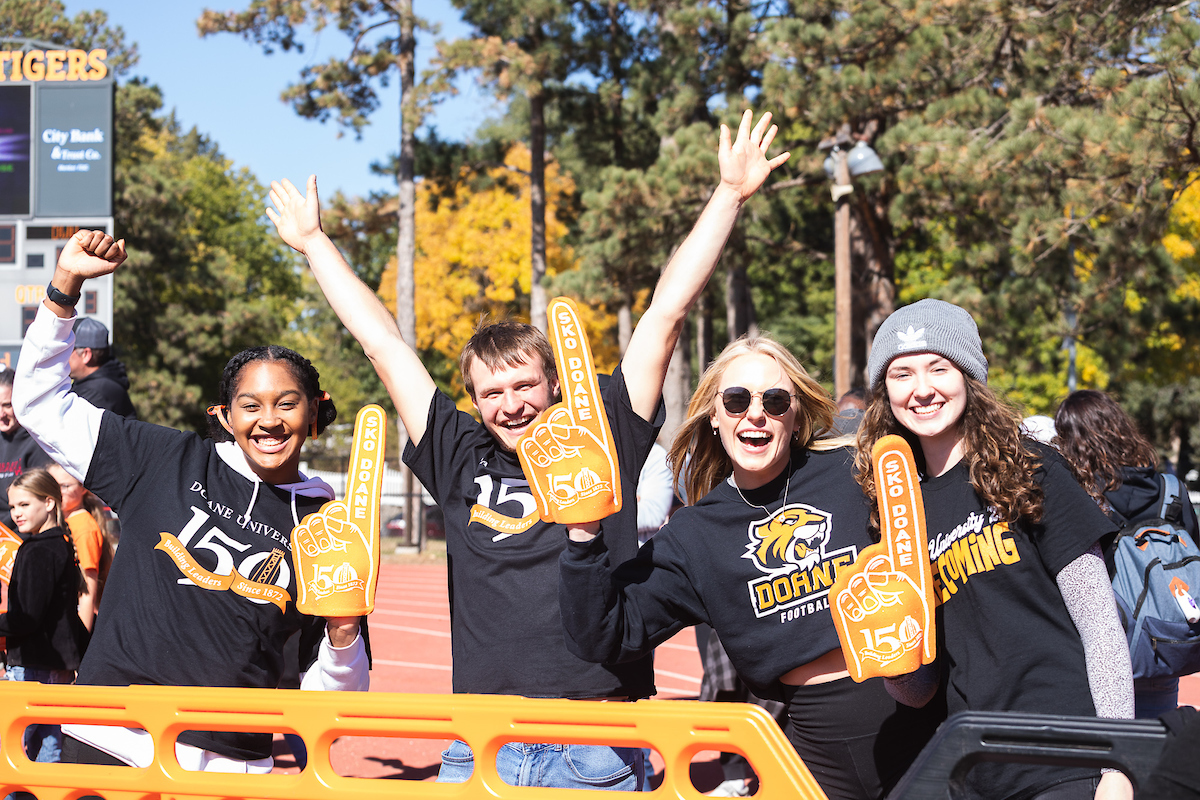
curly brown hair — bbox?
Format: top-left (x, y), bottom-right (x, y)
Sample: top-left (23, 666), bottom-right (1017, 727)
top-left (855, 374), bottom-right (1044, 535)
top-left (1053, 390), bottom-right (1157, 508)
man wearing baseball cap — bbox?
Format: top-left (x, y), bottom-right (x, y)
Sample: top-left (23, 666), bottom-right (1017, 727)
top-left (70, 318), bottom-right (137, 420)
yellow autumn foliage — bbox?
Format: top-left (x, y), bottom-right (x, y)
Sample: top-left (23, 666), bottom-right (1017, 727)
top-left (379, 144), bottom-right (619, 412)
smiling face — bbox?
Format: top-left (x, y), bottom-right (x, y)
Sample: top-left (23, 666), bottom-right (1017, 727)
top-left (8, 485), bottom-right (55, 535)
top-left (48, 464), bottom-right (87, 514)
top-left (710, 353), bottom-right (798, 490)
top-left (219, 360), bottom-right (317, 484)
top-left (885, 352), bottom-right (968, 462)
top-left (0, 384), bottom-right (17, 436)
top-left (468, 355), bottom-right (559, 453)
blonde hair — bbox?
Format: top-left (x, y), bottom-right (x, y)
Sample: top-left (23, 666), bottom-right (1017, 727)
top-left (669, 333), bottom-right (848, 505)
top-left (10, 468), bottom-right (65, 529)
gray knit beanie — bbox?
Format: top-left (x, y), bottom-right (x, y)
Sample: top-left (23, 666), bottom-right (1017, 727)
top-left (867, 299), bottom-right (987, 388)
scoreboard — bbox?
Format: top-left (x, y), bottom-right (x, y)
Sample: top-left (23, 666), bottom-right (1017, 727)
top-left (0, 46), bottom-right (114, 370)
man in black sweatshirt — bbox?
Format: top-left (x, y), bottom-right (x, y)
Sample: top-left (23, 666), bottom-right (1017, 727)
top-left (68, 317), bottom-right (137, 419)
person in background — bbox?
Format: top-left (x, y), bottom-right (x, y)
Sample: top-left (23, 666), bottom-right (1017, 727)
top-left (636, 443), bottom-right (675, 546)
top-left (1054, 389), bottom-right (1200, 718)
top-left (47, 464), bottom-right (111, 633)
top-left (857, 299), bottom-right (1133, 800)
top-left (1, 468), bottom-right (90, 769)
top-left (0, 369), bottom-right (53, 533)
top-left (1021, 414), bottom-right (1057, 445)
top-left (832, 387), bottom-right (866, 435)
top-left (68, 318), bottom-right (136, 420)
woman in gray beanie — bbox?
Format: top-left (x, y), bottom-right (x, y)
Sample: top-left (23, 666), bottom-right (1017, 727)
top-left (855, 299), bottom-right (1134, 800)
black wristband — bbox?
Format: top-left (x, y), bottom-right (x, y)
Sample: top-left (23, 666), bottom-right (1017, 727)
top-left (46, 282), bottom-right (80, 308)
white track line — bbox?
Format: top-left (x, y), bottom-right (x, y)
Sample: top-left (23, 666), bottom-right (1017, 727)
top-left (369, 622), bottom-right (451, 638)
top-left (372, 659), bottom-right (453, 671)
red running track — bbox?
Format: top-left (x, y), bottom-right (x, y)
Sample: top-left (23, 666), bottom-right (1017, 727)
top-left (294, 561), bottom-right (1200, 781)
top-left (282, 561), bottom-right (707, 781)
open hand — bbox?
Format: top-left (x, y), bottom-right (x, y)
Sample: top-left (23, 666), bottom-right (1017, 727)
top-left (57, 230), bottom-right (127, 280)
top-left (267, 175), bottom-right (324, 255)
top-left (718, 110), bottom-right (791, 202)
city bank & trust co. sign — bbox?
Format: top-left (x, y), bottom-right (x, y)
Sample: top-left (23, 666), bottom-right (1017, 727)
top-left (0, 49), bottom-right (109, 83)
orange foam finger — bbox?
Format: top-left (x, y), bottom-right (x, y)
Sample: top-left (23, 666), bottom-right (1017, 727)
top-left (518, 297), bottom-right (622, 524)
top-left (872, 434), bottom-right (936, 663)
top-left (831, 435), bottom-right (936, 681)
top-left (292, 405), bottom-right (387, 616)
top-left (0, 522), bottom-right (21, 585)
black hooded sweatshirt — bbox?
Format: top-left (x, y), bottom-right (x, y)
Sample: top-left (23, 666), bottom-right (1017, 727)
top-left (72, 359), bottom-right (137, 419)
top-left (1103, 465), bottom-right (1199, 538)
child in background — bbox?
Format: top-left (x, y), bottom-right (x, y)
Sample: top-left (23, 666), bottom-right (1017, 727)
top-left (1, 468), bottom-right (90, 766)
top-left (47, 464), bottom-right (111, 632)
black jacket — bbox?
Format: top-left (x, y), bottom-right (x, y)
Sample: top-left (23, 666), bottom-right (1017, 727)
top-left (0, 525), bottom-right (89, 670)
top-left (72, 360), bottom-right (137, 419)
top-left (1104, 466), bottom-right (1199, 538)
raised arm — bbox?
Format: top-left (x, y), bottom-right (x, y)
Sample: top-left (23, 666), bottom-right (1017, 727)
top-left (13, 232), bottom-right (125, 480)
top-left (268, 177), bottom-right (436, 445)
top-left (621, 110), bottom-right (790, 420)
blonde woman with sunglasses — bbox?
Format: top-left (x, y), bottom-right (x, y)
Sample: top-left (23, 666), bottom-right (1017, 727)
top-left (559, 333), bottom-right (941, 800)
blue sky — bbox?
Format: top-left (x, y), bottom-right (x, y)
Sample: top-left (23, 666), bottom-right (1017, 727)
top-left (61, 0), bottom-right (500, 199)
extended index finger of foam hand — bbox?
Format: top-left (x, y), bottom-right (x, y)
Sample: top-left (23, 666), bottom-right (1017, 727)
top-left (871, 434), bottom-right (936, 662)
top-left (547, 297), bottom-right (609, 442)
top-left (872, 436), bottom-right (927, 583)
top-left (344, 405), bottom-right (387, 551)
top-left (291, 405), bottom-right (387, 617)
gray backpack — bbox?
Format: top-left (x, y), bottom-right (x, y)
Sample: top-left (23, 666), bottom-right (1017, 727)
top-left (1110, 473), bottom-right (1200, 679)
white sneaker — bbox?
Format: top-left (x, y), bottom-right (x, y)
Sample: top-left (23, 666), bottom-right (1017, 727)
top-left (707, 779), bottom-right (751, 797)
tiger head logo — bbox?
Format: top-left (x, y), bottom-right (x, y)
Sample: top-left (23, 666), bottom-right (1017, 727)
top-left (742, 504), bottom-right (832, 574)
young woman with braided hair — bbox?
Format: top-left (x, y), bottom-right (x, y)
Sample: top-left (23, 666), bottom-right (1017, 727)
top-left (12, 231), bottom-right (369, 774)
top-left (856, 299), bottom-right (1134, 800)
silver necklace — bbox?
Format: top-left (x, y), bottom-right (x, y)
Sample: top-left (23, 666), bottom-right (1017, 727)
top-left (730, 457), bottom-right (792, 516)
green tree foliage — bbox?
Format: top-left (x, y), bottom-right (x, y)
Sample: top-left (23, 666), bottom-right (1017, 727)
top-left (4, 2), bottom-right (301, 434)
top-left (112, 83), bottom-right (302, 433)
top-left (197, 1), bottom-right (430, 137)
top-left (762, 0), bottom-right (1200, 411)
top-left (0, 0), bottom-right (138, 74)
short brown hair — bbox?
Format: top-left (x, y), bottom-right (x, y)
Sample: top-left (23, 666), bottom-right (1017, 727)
top-left (459, 321), bottom-right (557, 398)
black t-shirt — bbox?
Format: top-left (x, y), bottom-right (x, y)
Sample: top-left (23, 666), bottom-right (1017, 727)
top-left (922, 443), bottom-right (1117, 800)
top-left (79, 412), bottom-right (331, 761)
top-left (404, 366), bottom-right (662, 698)
top-left (0, 426), bottom-right (53, 530)
top-left (561, 447), bottom-right (873, 701)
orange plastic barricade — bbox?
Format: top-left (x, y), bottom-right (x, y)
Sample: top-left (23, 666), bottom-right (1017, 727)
top-left (0, 683), bottom-right (827, 799)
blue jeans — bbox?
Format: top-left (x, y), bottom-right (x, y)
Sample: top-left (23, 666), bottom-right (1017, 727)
top-left (1134, 675), bottom-right (1180, 719)
top-left (5, 665), bottom-right (74, 763)
top-left (437, 739), bottom-right (645, 790)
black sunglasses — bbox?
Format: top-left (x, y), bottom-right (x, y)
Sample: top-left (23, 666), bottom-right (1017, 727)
top-left (718, 387), bottom-right (794, 416)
